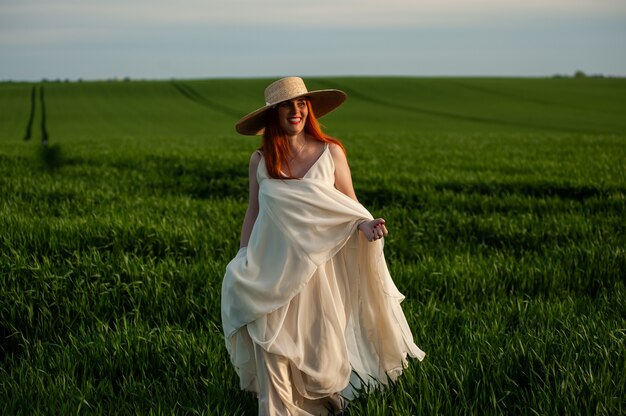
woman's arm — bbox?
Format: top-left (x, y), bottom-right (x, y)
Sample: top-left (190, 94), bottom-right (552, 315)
top-left (330, 143), bottom-right (359, 202)
top-left (239, 151), bottom-right (262, 248)
top-left (330, 143), bottom-right (388, 241)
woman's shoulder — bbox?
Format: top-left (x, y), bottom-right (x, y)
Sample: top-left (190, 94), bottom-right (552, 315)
top-left (248, 150), bottom-right (263, 174)
top-left (250, 149), bottom-right (263, 163)
top-left (328, 142), bottom-right (348, 164)
top-left (328, 142), bottom-right (342, 153)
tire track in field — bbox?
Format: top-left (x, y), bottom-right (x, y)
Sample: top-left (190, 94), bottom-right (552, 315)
top-left (23, 86), bottom-right (36, 141)
top-left (172, 81), bottom-right (241, 119)
top-left (443, 79), bottom-right (626, 117)
top-left (22, 84), bottom-right (51, 146)
top-left (316, 79), bottom-right (599, 134)
top-left (441, 79), bottom-right (596, 114)
top-left (39, 85), bottom-right (50, 146)
top-left (22, 84), bottom-right (60, 168)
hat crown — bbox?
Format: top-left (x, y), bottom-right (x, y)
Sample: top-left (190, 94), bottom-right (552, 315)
top-left (264, 77), bottom-right (309, 106)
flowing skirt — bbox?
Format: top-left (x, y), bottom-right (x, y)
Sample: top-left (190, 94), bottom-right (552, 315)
top-left (225, 232), bottom-right (425, 415)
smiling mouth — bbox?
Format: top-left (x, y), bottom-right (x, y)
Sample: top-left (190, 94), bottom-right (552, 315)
top-left (288, 117), bottom-right (302, 125)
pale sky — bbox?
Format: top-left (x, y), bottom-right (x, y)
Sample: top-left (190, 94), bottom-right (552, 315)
top-left (1, 0), bottom-right (625, 80)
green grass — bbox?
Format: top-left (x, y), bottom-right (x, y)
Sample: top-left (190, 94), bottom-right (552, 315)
top-left (1, 77), bottom-right (625, 415)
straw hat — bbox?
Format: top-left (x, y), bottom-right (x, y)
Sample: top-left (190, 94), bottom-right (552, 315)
top-left (235, 77), bottom-right (347, 135)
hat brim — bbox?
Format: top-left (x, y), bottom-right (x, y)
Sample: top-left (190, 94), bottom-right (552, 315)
top-left (235, 89), bottom-right (347, 136)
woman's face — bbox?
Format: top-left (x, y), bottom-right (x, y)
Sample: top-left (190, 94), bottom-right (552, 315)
top-left (276, 98), bottom-right (308, 136)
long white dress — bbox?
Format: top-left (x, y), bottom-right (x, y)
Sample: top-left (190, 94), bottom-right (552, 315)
top-left (221, 145), bottom-right (425, 415)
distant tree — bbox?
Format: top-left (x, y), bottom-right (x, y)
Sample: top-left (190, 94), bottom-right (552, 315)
top-left (574, 70), bottom-right (587, 78)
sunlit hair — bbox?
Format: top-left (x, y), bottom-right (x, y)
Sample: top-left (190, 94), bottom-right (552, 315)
top-left (261, 99), bottom-right (345, 179)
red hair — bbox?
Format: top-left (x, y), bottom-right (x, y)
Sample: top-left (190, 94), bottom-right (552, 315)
top-left (261, 100), bottom-right (345, 179)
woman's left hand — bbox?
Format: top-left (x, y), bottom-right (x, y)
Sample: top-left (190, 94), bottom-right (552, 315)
top-left (359, 218), bottom-right (388, 242)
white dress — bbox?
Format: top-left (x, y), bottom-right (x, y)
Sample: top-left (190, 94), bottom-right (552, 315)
top-left (221, 145), bottom-right (425, 415)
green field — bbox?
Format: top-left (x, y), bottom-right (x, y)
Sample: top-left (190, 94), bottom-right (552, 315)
top-left (1, 77), bottom-right (625, 415)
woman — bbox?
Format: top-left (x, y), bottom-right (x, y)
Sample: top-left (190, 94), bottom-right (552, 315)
top-left (222, 77), bottom-right (425, 415)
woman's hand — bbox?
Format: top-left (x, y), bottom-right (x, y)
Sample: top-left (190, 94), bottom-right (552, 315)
top-left (358, 218), bottom-right (388, 242)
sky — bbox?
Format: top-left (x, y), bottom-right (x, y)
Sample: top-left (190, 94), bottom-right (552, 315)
top-left (1, 0), bottom-right (625, 81)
